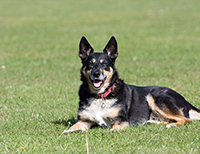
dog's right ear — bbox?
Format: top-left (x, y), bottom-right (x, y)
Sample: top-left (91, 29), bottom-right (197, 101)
top-left (79, 36), bottom-right (94, 61)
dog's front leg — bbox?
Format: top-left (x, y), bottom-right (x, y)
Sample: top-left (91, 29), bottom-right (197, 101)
top-left (61, 121), bottom-right (93, 134)
top-left (110, 121), bottom-right (129, 131)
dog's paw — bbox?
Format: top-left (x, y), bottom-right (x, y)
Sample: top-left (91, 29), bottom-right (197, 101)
top-left (60, 121), bottom-right (91, 135)
top-left (110, 122), bottom-right (129, 131)
top-left (144, 120), bottom-right (152, 125)
top-left (61, 129), bottom-right (82, 135)
top-left (61, 129), bottom-right (73, 134)
top-left (166, 124), bottom-right (176, 128)
top-left (110, 127), bottom-right (119, 132)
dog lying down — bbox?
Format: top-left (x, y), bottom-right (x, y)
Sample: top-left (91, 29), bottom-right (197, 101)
top-left (62, 36), bottom-right (200, 134)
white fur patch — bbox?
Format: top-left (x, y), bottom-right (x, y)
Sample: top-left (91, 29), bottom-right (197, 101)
top-left (79, 98), bottom-right (119, 127)
top-left (189, 109), bottom-right (200, 120)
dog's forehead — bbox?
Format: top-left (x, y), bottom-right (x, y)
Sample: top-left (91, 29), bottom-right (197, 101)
top-left (89, 52), bottom-right (109, 62)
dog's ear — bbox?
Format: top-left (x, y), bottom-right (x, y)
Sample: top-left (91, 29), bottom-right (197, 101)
top-left (79, 36), bottom-right (94, 61)
top-left (103, 36), bottom-right (118, 62)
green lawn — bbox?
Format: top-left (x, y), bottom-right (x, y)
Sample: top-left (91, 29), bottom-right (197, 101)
top-left (1, 0), bottom-right (200, 153)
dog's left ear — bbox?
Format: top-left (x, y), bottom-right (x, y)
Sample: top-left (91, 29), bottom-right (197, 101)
top-left (103, 36), bottom-right (118, 62)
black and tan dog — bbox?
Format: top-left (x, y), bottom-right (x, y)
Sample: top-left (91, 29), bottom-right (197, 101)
top-left (62, 36), bottom-right (200, 133)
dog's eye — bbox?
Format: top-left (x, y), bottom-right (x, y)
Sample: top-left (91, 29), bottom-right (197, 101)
top-left (101, 62), bottom-right (107, 67)
top-left (89, 61), bottom-right (94, 67)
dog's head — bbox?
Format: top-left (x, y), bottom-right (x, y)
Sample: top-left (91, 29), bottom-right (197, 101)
top-left (79, 36), bottom-right (118, 94)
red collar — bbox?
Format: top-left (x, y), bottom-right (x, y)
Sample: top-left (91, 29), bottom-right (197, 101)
top-left (95, 85), bottom-right (114, 99)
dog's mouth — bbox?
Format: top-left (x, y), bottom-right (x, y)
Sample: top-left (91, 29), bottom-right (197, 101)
top-left (91, 77), bottom-right (107, 88)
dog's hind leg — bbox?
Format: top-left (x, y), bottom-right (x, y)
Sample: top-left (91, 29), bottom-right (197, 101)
top-left (146, 94), bottom-right (192, 128)
top-left (165, 115), bottom-right (192, 128)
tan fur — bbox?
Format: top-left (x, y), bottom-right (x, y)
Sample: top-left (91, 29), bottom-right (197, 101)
top-left (111, 122), bottom-right (129, 131)
top-left (82, 66), bottom-right (95, 92)
top-left (100, 67), bottom-right (113, 93)
top-left (92, 58), bottom-right (96, 63)
top-left (62, 121), bottom-right (93, 133)
top-left (100, 59), bottom-right (104, 63)
top-left (146, 94), bottom-right (192, 126)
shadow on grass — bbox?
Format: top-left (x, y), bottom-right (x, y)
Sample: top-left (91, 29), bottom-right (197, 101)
top-left (51, 118), bottom-right (77, 127)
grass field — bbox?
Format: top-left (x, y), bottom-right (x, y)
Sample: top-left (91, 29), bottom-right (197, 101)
top-left (1, 0), bottom-right (200, 153)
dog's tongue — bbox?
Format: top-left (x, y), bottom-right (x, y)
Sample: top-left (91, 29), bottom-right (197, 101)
top-left (93, 80), bottom-right (102, 88)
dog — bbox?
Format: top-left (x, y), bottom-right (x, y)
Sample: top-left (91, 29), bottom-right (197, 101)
top-left (62, 36), bottom-right (200, 133)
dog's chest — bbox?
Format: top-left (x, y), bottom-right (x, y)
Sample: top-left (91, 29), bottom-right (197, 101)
top-left (86, 98), bottom-right (117, 112)
top-left (79, 98), bottom-right (119, 127)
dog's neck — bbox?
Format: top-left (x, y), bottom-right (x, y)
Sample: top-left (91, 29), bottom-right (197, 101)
top-left (92, 85), bottom-right (115, 99)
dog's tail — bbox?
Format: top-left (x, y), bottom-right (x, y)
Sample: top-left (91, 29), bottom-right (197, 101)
top-left (189, 106), bottom-right (200, 120)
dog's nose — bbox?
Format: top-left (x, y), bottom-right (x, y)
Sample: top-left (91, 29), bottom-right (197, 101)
top-left (93, 70), bottom-right (101, 78)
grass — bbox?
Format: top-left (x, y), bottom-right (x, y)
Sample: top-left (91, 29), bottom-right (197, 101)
top-left (1, 0), bottom-right (200, 153)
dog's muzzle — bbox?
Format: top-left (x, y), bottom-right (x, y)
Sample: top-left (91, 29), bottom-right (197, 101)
top-left (90, 70), bottom-right (107, 88)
